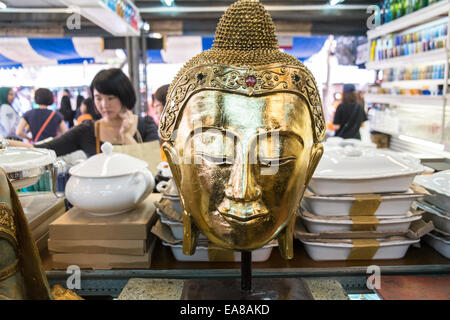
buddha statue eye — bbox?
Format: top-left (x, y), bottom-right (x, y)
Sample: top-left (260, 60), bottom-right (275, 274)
top-left (195, 152), bottom-right (234, 166)
top-left (259, 156), bottom-right (296, 167)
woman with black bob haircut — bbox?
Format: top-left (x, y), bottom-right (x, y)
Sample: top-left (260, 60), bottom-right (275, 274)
top-left (14, 69), bottom-right (159, 157)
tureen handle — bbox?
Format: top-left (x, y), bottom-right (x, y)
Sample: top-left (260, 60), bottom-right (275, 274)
top-left (101, 142), bottom-right (114, 156)
top-left (132, 169), bottom-right (155, 204)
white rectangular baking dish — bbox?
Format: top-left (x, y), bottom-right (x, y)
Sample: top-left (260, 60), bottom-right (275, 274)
top-left (414, 170), bottom-right (450, 212)
top-left (423, 233), bottom-right (450, 259)
top-left (159, 214), bottom-right (207, 240)
top-left (415, 201), bottom-right (450, 233)
top-left (300, 211), bottom-right (421, 233)
top-left (308, 174), bottom-right (420, 196)
top-left (162, 241), bottom-right (277, 262)
top-left (310, 149), bottom-right (424, 196)
top-left (301, 238), bottom-right (419, 261)
top-left (302, 191), bottom-right (422, 217)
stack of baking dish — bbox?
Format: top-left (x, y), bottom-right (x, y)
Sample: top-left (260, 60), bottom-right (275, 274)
top-left (298, 146), bottom-right (428, 261)
top-left (152, 178), bottom-right (277, 262)
top-left (414, 170), bottom-right (450, 258)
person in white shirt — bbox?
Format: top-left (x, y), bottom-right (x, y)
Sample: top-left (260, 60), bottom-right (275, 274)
top-left (0, 87), bottom-right (20, 139)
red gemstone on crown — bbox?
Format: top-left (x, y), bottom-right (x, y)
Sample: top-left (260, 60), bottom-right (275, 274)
top-left (245, 75), bottom-right (257, 87)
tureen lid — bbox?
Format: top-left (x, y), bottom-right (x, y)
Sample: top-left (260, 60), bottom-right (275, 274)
top-left (69, 142), bottom-right (148, 178)
top-left (313, 147), bottom-right (425, 180)
top-left (414, 169), bottom-right (450, 197)
top-left (0, 147), bottom-right (56, 173)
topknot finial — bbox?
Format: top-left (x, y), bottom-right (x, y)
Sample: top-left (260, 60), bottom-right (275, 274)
top-left (213, 0), bottom-right (279, 52)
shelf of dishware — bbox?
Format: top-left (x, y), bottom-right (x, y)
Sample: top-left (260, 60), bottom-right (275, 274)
top-left (60, 0), bottom-right (141, 36)
top-left (368, 0), bottom-right (450, 40)
top-left (364, 93), bottom-right (449, 105)
top-left (380, 79), bottom-right (449, 88)
top-left (366, 48), bottom-right (449, 70)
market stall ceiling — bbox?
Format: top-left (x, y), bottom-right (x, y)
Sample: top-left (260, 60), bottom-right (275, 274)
top-left (0, 0), bottom-right (380, 36)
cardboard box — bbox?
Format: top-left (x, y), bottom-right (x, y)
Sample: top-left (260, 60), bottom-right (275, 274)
top-left (49, 195), bottom-right (157, 240)
top-left (51, 236), bottom-right (157, 270)
top-left (35, 231), bottom-right (49, 253)
top-left (48, 238), bottom-right (150, 256)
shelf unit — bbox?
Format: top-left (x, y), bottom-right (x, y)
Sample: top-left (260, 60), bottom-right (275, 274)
top-left (60, 0), bottom-right (141, 36)
top-left (365, 1), bottom-right (450, 155)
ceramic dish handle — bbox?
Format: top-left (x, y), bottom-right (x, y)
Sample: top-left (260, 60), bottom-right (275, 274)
top-left (132, 168), bottom-right (155, 204)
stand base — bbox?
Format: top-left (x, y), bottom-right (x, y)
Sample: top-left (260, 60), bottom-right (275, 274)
top-left (181, 278), bottom-right (314, 300)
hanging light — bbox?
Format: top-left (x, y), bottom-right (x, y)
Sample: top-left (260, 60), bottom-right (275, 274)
top-left (0, 1), bottom-right (7, 9)
top-left (160, 0), bottom-right (174, 7)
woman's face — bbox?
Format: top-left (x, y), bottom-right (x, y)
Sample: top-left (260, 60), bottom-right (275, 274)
top-left (7, 89), bottom-right (14, 105)
top-left (153, 99), bottom-right (164, 120)
top-left (93, 89), bottom-right (123, 120)
top-left (80, 103), bottom-right (88, 114)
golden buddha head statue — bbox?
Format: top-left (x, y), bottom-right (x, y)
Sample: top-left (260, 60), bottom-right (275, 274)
top-left (159, 0), bottom-right (325, 259)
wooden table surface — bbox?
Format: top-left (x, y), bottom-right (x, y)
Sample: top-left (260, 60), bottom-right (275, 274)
top-left (40, 239), bottom-right (450, 272)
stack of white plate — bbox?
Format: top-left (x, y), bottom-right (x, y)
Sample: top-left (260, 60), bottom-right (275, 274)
top-left (299, 147), bottom-right (426, 261)
top-left (414, 170), bottom-right (450, 258)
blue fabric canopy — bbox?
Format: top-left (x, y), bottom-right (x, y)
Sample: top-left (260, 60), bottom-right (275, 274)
top-left (0, 52), bottom-right (22, 69)
top-left (146, 36), bottom-right (327, 63)
top-left (0, 36), bottom-right (328, 68)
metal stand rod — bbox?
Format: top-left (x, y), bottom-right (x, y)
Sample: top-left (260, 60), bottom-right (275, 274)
top-left (241, 251), bottom-right (252, 292)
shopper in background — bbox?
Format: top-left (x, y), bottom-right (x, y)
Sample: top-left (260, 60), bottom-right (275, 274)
top-left (333, 84), bottom-right (368, 140)
top-left (9, 68), bottom-right (159, 158)
top-left (74, 94), bottom-right (85, 120)
top-left (16, 88), bottom-right (67, 143)
top-left (0, 87), bottom-right (20, 139)
top-left (151, 84), bottom-right (169, 125)
top-left (75, 97), bottom-right (100, 125)
top-left (59, 95), bottom-right (75, 128)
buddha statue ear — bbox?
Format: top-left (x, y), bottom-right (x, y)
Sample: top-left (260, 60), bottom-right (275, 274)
top-left (161, 142), bottom-right (181, 184)
top-left (161, 142), bottom-right (198, 255)
top-left (304, 143), bottom-right (323, 189)
top-left (277, 214), bottom-right (296, 259)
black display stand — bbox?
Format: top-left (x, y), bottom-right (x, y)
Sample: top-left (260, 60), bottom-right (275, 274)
top-left (181, 251), bottom-right (314, 300)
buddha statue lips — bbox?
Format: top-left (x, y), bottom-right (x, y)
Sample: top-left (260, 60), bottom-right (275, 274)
top-left (217, 197), bottom-right (269, 223)
top-left (158, 0), bottom-right (325, 258)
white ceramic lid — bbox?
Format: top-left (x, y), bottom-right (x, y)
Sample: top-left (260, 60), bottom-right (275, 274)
top-left (0, 147), bottom-right (56, 173)
top-left (313, 147), bottom-right (424, 180)
top-left (69, 142), bottom-right (148, 178)
top-left (414, 170), bottom-right (450, 197)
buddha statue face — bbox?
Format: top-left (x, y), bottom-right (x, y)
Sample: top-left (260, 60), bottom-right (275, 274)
top-left (163, 90), bottom-right (323, 254)
top-left (159, 0), bottom-right (325, 258)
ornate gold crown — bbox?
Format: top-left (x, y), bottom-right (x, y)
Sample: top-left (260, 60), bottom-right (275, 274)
top-left (159, 0), bottom-right (326, 144)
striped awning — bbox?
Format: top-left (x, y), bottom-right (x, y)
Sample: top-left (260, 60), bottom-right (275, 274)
top-left (0, 37), bottom-right (117, 69)
top-left (0, 35), bottom-right (328, 68)
top-left (148, 35), bottom-right (328, 64)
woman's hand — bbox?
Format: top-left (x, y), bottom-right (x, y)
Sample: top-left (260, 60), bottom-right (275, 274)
top-left (118, 110), bottom-right (138, 144)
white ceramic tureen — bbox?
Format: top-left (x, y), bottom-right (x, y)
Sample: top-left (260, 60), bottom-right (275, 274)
top-left (309, 147), bottom-right (425, 195)
top-left (65, 142), bottom-right (155, 216)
